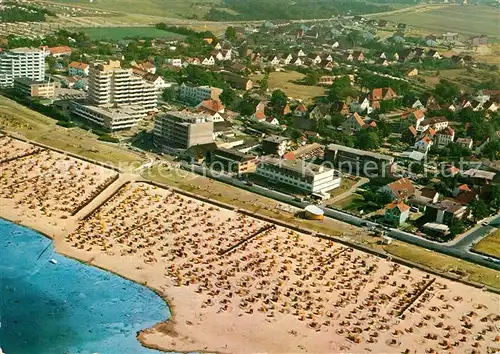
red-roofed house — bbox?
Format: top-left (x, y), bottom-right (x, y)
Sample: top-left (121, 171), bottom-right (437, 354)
top-left (371, 87), bottom-right (398, 101)
top-left (403, 125), bottom-right (418, 145)
top-left (385, 201), bottom-right (410, 226)
top-left (415, 135), bottom-right (433, 153)
top-left (293, 103), bottom-right (308, 117)
top-left (252, 110), bottom-right (266, 122)
top-left (265, 116), bottom-right (280, 126)
top-left (44, 46), bottom-right (72, 58)
top-left (342, 112), bottom-right (366, 133)
top-left (380, 178), bottom-right (416, 201)
top-left (68, 61), bottom-right (89, 76)
top-left (196, 99), bottom-right (225, 114)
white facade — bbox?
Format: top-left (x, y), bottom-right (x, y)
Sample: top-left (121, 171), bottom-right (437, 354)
top-left (71, 103), bottom-right (148, 131)
top-left (179, 83), bottom-right (222, 104)
top-left (88, 60), bottom-right (157, 111)
top-left (256, 157), bottom-right (341, 194)
top-left (0, 47), bottom-right (46, 87)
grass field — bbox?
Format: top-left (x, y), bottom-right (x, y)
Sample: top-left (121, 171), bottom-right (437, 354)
top-left (376, 5), bottom-right (500, 38)
top-left (251, 71), bottom-right (326, 104)
top-left (76, 27), bottom-right (185, 40)
top-left (384, 242), bottom-right (500, 289)
top-left (0, 96), bottom-right (143, 166)
top-left (40, 0), bottom-right (222, 18)
top-left (473, 230), bottom-right (500, 259)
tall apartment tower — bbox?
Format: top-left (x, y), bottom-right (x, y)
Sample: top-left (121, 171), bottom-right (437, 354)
top-left (88, 60), bottom-right (156, 111)
top-left (153, 111), bottom-right (214, 151)
top-left (72, 60), bottom-right (157, 131)
top-left (0, 48), bottom-right (46, 87)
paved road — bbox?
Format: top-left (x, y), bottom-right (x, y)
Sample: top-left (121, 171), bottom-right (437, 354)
top-left (183, 164), bottom-right (500, 271)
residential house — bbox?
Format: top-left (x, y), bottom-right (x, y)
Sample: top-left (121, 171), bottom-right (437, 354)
top-left (342, 112), bottom-right (366, 134)
top-left (462, 169), bottom-right (496, 186)
top-left (427, 49), bottom-right (442, 59)
top-left (351, 95), bottom-right (372, 114)
top-left (293, 103), bottom-right (308, 117)
top-left (380, 178), bottom-right (416, 201)
top-left (417, 116), bottom-right (449, 132)
top-left (166, 58), bottom-right (182, 67)
top-left (353, 51), bottom-right (365, 61)
top-left (68, 61), bottom-right (89, 76)
top-left (221, 72), bottom-right (253, 90)
top-left (202, 56), bottom-right (215, 66)
top-left (267, 55), bottom-right (281, 66)
top-left (442, 32), bottom-right (458, 41)
top-left (385, 201), bottom-right (410, 226)
top-left (371, 87), bottom-right (398, 102)
top-left (297, 49), bottom-right (306, 57)
top-left (414, 136), bottom-right (433, 154)
top-left (283, 54), bottom-right (293, 65)
top-left (470, 35), bottom-right (488, 46)
top-left (409, 188), bottom-right (440, 212)
top-left (407, 68), bottom-right (419, 77)
top-left (309, 54), bottom-right (322, 65)
top-left (318, 76), bottom-right (335, 86)
top-left (425, 199), bottom-right (468, 226)
top-left (435, 126), bottom-right (455, 148)
top-left (456, 137), bottom-right (473, 149)
top-left (265, 116), bottom-right (280, 126)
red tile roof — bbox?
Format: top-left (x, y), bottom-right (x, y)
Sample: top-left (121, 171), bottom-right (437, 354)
top-left (48, 46), bottom-right (72, 55)
top-left (68, 61), bottom-right (88, 69)
top-left (198, 99), bottom-right (225, 113)
top-left (386, 201), bottom-right (410, 213)
top-left (386, 178), bottom-right (415, 199)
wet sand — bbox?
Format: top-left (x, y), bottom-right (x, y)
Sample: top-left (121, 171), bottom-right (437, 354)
top-left (1, 138), bottom-right (499, 354)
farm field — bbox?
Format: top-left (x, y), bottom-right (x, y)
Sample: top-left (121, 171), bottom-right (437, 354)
top-left (473, 230), bottom-right (500, 259)
top-left (38, 0), bottom-right (222, 18)
top-left (375, 5), bottom-right (500, 38)
top-left (251, 71), bottom-right (326, 103)
top-left (76, 27), bottom-right (185, 40)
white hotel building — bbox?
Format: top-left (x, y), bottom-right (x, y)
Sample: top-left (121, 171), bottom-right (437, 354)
top-left (257, 157), bottom-right (341, 195)
top-left (0, 47), bottom-right (46, 87)
top-left (72, 60), bottom-right (157, 130)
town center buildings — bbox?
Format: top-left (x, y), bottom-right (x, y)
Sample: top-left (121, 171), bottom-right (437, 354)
top-left (0, 47), bottom-right (46, 87)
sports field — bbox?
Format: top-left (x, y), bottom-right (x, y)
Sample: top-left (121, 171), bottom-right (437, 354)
top-left (76, 27), bottom-right (185, 40)
top-left (376, 5), bottom-right (500, 38)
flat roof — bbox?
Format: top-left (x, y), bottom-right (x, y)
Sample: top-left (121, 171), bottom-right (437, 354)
top-left (260, 156), bottom-right (333, 177)
top-left (462, 169), bottom-right (496, 180)
top-left (304, 205), bottom-right (324, 215)
top-left (327, 143), bottom-right (394, 161)
top-left (263, 135), bottom-right (289, 144)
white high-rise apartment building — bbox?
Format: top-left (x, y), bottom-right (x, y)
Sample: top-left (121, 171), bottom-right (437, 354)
top-left (0, 48), bottom-right (46, 87)
top-left (88, 60), bottom-right (156, 111)
top-left (73, 60), bottom-right (157, 130)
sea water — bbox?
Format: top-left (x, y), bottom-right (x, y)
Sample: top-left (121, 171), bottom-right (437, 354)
top-left (0, 218), bottom-right (170, 354)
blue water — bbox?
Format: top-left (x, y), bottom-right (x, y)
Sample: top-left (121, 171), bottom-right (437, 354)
top-left (0, 218), bottom-right (170, 354)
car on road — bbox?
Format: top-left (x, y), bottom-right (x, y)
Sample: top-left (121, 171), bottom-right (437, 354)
top-left (245, 181), bottom-right (254, 186)
top-left (481, 221), bottom-right (489, 226)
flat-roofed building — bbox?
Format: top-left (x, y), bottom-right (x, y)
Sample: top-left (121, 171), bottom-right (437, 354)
top-left (325, 143), bottom-right (395, 177)
top-left (13, 78), bottom-right (55, 98)
top-left (0, 47), bottom-right (46, 87)
top-left (72, 60), bottom-right (157, 130)
top-left (71, 102), bottom-right (149, 131)
top-left (262, 135), bottom-right (290, 157)
top-left (209, 147), bottom-right (258, 175)
top-left (179, 83), bottom-right (222, 104)
top-left (257, 157), bottom-right (341, 194)
top-left (153, 111), bottom-right (214, 151)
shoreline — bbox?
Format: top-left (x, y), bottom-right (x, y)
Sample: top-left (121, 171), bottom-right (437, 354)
top-left (2, 136), bottom-right (500, 353)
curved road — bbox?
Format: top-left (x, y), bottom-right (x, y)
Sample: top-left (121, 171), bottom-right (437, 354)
top-left (184, 163), bottom-right (500, 272)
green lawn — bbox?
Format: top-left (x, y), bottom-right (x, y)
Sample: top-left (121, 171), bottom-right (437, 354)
top-left (384, 242), bottom-right (500, 289)
top-left (375, 5), bottom-right (500, 38)
top-left (473, 230), bottom-right (500, 259)
top-left (76, 27), bottom-right (185, 41)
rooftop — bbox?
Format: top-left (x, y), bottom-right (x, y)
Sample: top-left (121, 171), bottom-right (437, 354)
top-left (327, 143), bottom-right (394, 162)
top-left (263, 135), bottom-right (289, 144)
top-left (259, 156), bottom-right (334, 178)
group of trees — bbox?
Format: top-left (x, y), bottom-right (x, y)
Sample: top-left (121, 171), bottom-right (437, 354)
top-left (204, 0), bottom-right (392, 21)
top-left (0, 4), bottom-right (54, 22)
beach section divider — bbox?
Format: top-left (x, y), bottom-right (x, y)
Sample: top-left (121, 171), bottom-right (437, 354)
top-left (71, 174), bottom-right (120, 217)
top-left (79, 180), bottom-right (132, 221)
top-left (218, 224), bottom-right (276, 256)
top-left (397, 278), bottom-right (436, 317)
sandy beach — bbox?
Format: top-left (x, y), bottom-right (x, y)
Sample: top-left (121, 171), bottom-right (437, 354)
top-left (1, 136), bottom-right (499, 354)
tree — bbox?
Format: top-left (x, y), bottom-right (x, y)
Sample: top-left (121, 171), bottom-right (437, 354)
top-left (303, 71), bottom-right (319, 85)
top-left (260, 73), bottom-right (269, 91)
top-left (328, 76), bottom-right (357, 101)
top-left (469, 199), bottom-right (490, 222)
top-left (330, 112), bottom-right (345, 129)
top-left (409, 162), bottom-right (424, 175)
top-left (220, 87), bottom-right (236, 107)
top-left (433, 79), bottom-right (460, 104)
top-left (162, 87), bottom-right (177, 102)
top-left (270, 89), bottom-right (288, 116)
top-left (449, 218), bottom-right (465, 236)
top-left (225, 26), bottom-right (237, 41)
top-left (355, 129), bottom-right (380, 150)
top-left (490, 184), bottom-right (500, 211)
